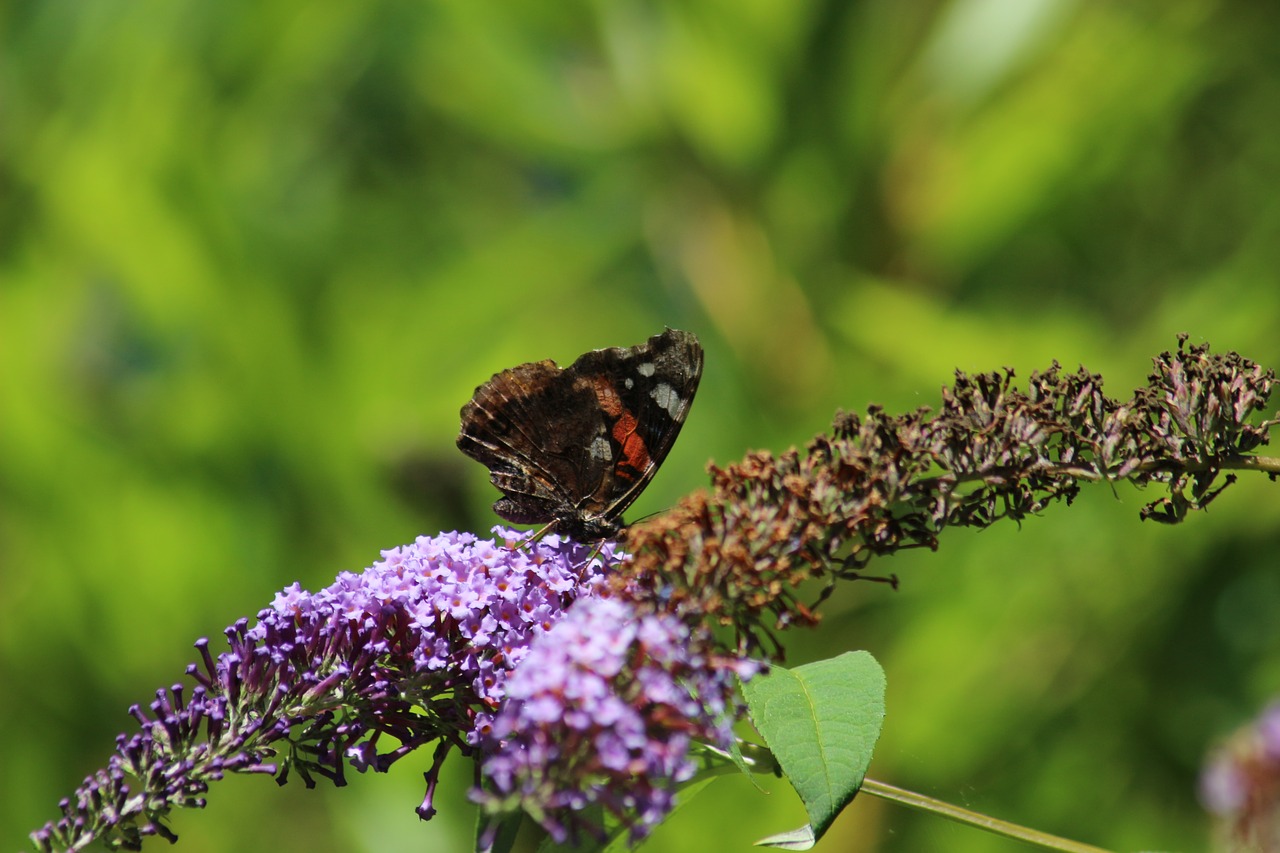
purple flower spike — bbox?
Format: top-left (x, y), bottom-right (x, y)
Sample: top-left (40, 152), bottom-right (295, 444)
top-left (1201, 700), bottom-right (1280, 851)
top-left (473, 596), bottom-right (748, 845)
top-left (30, 528), bottom-right (613, 852)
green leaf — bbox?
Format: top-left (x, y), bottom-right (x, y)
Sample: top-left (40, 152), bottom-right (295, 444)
top-left (753, 825), bottom-right (816, 850)
top-left (695, 732), bottom-right (762, 788)
top-left (741, 651), bottom-right (887, 849)
top-left (528, 803), bottom-right (608, 853)
top-left (476, 809), bottom-right (524, 853)
top-left (599, 777), bottom-right (717, 852)
top-left (726, 735), bottom-right (751, 776)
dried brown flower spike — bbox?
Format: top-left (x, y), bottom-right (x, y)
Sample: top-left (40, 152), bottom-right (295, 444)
top-left (618, 336), bottom-right (1279, 657)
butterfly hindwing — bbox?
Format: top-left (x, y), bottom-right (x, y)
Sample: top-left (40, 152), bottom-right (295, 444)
top-left (457, 361), bottom-right (604, 522)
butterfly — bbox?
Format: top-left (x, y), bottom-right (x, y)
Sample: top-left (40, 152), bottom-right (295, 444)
top-left (457, 328), bottom-right (703, 541)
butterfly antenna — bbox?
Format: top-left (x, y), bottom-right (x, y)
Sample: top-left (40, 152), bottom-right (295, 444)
top-left (626, 509), bottom-right (663, 526)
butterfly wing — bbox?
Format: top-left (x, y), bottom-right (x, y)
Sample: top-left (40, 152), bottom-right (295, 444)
top-left (457, 358), bottom-right (610, 525)
top-left (565, 328), bottom-right (704, 521)
top-left (457, 328), bottom-right (703, 537)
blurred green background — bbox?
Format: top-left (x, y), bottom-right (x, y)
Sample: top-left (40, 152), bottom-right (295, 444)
top-left (4, 1), bottom-right (1280, 851)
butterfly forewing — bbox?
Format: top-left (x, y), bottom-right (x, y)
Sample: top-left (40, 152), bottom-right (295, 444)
top-left (567, 330), bottom-right (703, 519)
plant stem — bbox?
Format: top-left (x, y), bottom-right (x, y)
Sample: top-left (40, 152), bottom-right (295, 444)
top-left (859, 777), bottom-right (1116, 853)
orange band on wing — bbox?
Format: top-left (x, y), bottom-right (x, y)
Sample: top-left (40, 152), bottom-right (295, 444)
top-left (590, 376), bottom-right (650, 480)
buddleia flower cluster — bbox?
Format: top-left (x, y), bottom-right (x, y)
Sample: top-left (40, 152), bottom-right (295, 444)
top-left (1201, 701), bottom-right (1280, 851)
top-left (474, 596), bottom-right (751, 845)
top-left (29, 529), bottom-right (743, 851)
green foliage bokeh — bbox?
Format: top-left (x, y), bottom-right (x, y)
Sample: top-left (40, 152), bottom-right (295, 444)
top-left (4, 1), bottom-right (1280, 851)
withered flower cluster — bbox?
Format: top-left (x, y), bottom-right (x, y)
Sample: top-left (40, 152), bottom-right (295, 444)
top-left (619, 336), bottom-right (1278, 656)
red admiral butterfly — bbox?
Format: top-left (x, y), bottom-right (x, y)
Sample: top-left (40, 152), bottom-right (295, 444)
top-left (457, 328), bottom-right (703, 541)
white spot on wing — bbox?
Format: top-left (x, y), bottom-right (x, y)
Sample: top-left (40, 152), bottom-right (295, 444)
top-left (637, 362), bottom-right (655, 377)
top-left (650, 382), bottom-right (681, 417)
top-left (589, 435), bottom-right (613, 461)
